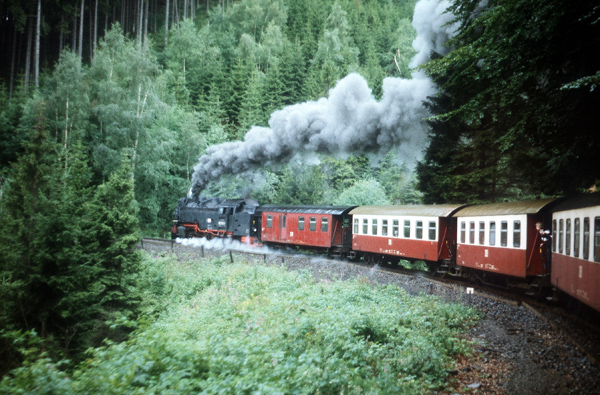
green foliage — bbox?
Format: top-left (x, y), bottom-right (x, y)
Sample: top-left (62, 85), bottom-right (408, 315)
top-left (83, 164), bottom-right (142, 320)
top-left (0, 86), bottom-right (26, 169)
top-left (334, 178), bottom-right (391, 205)
top-left (0, 125), bottom-right (142, 364)
top-left (1, 255), bottom-right (480, 393)
top-left (419, 0), bottom-right (600, 198)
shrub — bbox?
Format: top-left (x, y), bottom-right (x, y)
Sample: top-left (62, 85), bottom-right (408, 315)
top-left (1, 256), bottom-right (479, 394)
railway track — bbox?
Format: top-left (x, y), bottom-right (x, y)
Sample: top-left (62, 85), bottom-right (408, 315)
top-left (140, 236), bottom-right (600, 373)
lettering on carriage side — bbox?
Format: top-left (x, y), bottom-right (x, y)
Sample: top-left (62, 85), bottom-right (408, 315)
top-left (379, 248), bottom-right (404, 256)
top-left (475, 262), bottom-right (499, 271)
top-left (577, 289), bottom-right (589, 301)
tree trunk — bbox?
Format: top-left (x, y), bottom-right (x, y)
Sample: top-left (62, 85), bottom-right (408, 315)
top-left (132, 82), bottom-right (149, 183)
top-left (72, 7), bottom-right (77, 51)
top-left (144, 0), bottom-right (149, 46)
top-left (9, 25), bottom-right (17, 100)
top-left (89, 2), bottom-right (92, 58)
top-left (24, 16), bottom-right (33, 93)
top-left (165, 0), bottom-right (169, 46)
top-left (78, 0), bottom-right (84, 59)
top-left (93, 0), bottom-right (98, 57)
top-left (35, 0), bottom-right (41, 88)
top-left (174, 0), bottom-right (179, 27)
top-left (137, 0), bottom-right (143, 49)
top-left (59, 15), bottom-right (64, 54)
top-left (90, 0), bottom-right (98, 59)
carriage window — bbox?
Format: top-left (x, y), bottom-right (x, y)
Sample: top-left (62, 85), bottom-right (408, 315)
top-left (298, 217), bottom-right (305, 231)
top-left (558, 219), bottom-right (564, 254)
top-left (354, 218), bottom-right (359, 234)
top-left (583, 218), bottom-right (590, 260)
top-left (309, 217), bottom-right (317, 231)
top-left (469, 222), bottom-right (475, 244)
top-left (460, 221), bottom-right (466, 243)
top-left (363, 219), bottom-right (368, 235)
top-left (479, 222), bottom-right (485, 245)
top-left (489, 222), bottom-right (496, 246)
top-left (552, 220), bottom-right (557, 252)
top-left (574, 218), bottom-right (580, 258)
top-left (382, 220), bottom-right (388, 236)
top-left (372, 219), bottom-right (378, 235)
top-left (566, 219), bottom-right (571, 256)
top-left (594, 217), bottom-right (600, 263)
top-left (501, 221), bottom-right (508, 247)
top-left (321, 217), bottom-right (328, 232)
top-left (404, 220), bottom-right (410, 238)
top-left (267, 215), bottom-right (273, 228)
top-left (282, 216), bottom-right (286, 228)
top-left (428, 221), bottom-right (436, 240)
top-left (416, 221), bottom-right (423, 239)
top-left (393, 220), bottom-right (399, 237)
top-left (513, 220), bottom-right (521, 248)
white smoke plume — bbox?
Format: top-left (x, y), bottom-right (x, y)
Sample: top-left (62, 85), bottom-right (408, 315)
top-left (191, 0), bottom-right (457, 197)
top-left (409, 0), bottom-right (458, 69)
top-left (177, 236), bottom-right (273, 254)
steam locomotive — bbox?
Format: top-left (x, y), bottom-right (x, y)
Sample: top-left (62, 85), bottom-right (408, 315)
top-left (172, 194), bottom-right (600, 313)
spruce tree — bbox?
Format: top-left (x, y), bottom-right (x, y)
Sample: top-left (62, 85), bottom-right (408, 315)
top-left (238, 67), bottom-right (266, 138)
top-left (280, 40), bottom-right (306, 106)
top-left (0, 124), bottom-right (100, 357)
top-left (83, 163), bottom-right (142, 327)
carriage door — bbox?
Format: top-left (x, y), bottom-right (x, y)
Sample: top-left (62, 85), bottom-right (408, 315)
top-left (342, 215), bottom-right (352, 247)
top-left (280, 215), bottom-right (287, 241)
top-left (595, 217), bottom-right (600, 262)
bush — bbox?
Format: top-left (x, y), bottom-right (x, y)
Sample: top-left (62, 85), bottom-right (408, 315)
top-left (1, 255), bottom-right (479, 394)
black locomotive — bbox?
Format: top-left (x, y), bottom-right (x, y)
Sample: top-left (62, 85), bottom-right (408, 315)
top-left (172, 197), bottom-right (260, 242)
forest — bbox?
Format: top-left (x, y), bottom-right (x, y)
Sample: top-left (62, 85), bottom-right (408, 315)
top-left (0, 0), bottom-right (599, 388)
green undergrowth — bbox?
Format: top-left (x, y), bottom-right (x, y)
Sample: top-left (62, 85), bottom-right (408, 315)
top-left (1, 253), bottom-right (480, 394)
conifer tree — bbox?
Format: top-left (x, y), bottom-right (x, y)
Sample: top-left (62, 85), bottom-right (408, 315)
top-left (224, 58), bottom-right (253, 133)
top-left (238, 67), bottom-right (266, 138)
top-left (280, 40), bottom-right (306, 106)
top-left (83, 163), bottom-right (142, 323)
top-left (261, 61), bottom-right (285, 119)
top-left (0, 124), bottom-right (100, 356)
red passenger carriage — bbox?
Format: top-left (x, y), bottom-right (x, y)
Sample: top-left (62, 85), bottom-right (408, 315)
top-left (454, 199), bottom-right (559, 279)
top-left (550, 194), bottom-right (600, 312)
top-left (349, 205), bottom-right (466, 264)
top-left (258, 205), bottom-right (356, 255)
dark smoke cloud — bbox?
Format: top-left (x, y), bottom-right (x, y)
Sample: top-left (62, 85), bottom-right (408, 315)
top-left (191, 0), bottom-right (457, 197)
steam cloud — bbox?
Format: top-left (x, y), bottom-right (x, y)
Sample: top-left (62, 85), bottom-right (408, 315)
top-left (410, 0), bottom-right (458, 69)
top-left (191, 0), bottom-right (458, 197)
